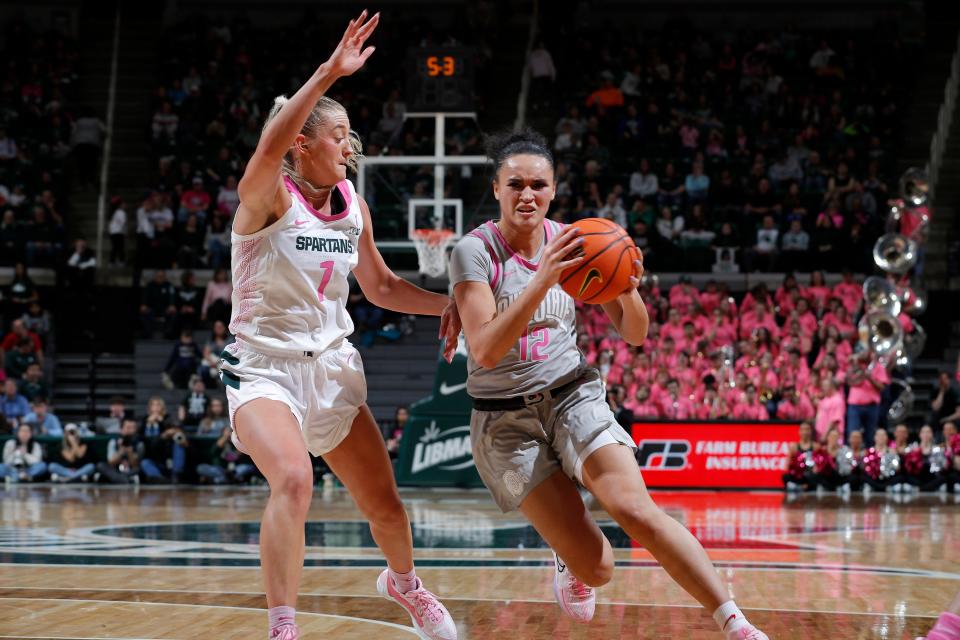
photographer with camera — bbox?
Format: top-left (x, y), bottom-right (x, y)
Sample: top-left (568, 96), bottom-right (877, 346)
top-left (96, 418), bottom-right (145, 484)
top-left (196, 425), bottom-right (256, 484)
top-left (48, 423), bottom-right (96, 482)
top-left (0, 423), bottom-right (47, 482)
top-left (140, 395), bottom-right (194, 483)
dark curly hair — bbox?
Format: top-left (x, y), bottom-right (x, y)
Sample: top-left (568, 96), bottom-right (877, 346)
top-left (484, 127), bottom-right (555, 176)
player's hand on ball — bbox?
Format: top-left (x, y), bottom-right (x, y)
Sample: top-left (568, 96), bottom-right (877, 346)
top-left (622, 254), bottom-right (644, 296)
top-left (326, 10), bottom-right (379, 78)
top-left (439, 297), bottom-right (461, 363)
top-left (534, 226), bottom-right (584, 289)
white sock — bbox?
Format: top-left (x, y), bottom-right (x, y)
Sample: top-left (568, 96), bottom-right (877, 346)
top-left (713, 600), bottom-right (748, 633)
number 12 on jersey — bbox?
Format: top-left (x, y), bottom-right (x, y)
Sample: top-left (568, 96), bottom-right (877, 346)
top-left (519, 327), bottom-right (549, 361)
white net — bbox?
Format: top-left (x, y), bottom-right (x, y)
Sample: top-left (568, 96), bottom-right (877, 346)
top-left (411, 229), bottom-right (456, 278)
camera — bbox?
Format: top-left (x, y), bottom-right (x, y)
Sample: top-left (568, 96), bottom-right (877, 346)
top-left (121, 435), bottom-right (135, 447)
top-left (173, 432), bottom-right (187, 445)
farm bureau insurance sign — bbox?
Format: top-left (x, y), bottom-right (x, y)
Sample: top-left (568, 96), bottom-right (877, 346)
top-left (632, 422), bottom-right (797, 488)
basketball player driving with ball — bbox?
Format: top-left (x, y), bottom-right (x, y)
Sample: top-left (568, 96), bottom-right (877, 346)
top-left (450, 129), bottom-right (769, 640)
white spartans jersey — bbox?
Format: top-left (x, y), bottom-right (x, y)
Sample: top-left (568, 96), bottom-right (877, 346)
top-left (229, 177), bottom-right (363, 356)
top-left (448, 219), bottom-right (583, 398)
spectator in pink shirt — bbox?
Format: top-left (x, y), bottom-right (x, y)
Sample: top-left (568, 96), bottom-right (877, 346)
top-left (735, 340), bottom-right (758, 373)
top-left (178, 176), bottom-right (212, 225)
top-left (740, 302), bottom-right (779, 340)
top-left (676, 320), bottom-right (699, 354)
top-left (724, 371), bottom-right (749, 408)
top-left (832, 270), bottom-right (862, 315)
top-left (660, 308), bottom-right (687, 343)
top-left (620, 370), bottom-right (638, 398)
top-left (668, 275), bottom-right (698, 316)
top-left (752, 327), bottom-right (779, 359)
top-left (814, 333), bottom-right (851, 370)
top-left (791, 297), bottom-right (819, 336)
top-left (739, 283), bottom-right (773, 316)
top-left (731, 384), bottom-right (769, 420)
top-left (820, 305), bottom-right (855, 342)
top-left (659, 379), bottom-right (695, 420)
top-left (774, 274), bottom-right (802, 315)
top-left (202, 268), bottom-right (233, 325)
top-left (845, 353), bottom-right (890, 446)
top-left (701, 307), bottom-right (737, 350)
top-left (625, 385), bottom-right (661, 419)
top-left (696, 385), bottom-right (729, 420)
top-left (781, 320), bottom-right (813, 357)
top-left (675, 352), bottom-right (698, 394)
top-left (777, 349), bottom-right (810, 390)
top-left (698, 280), bottom-right (722, 314)
top-left (748, 352), bottom-right (779, 399)
top-left (654, 337), bottom-right (681, 370)
top-left (631, 352), bottom-right (652, 386)
top-left (806, 270), bottom-right (831, 313)
top-left (815, 377), bottom-right (846, 442)
top-left (775, 288), bottom-right (802, 322)
top-left (816, 353), bottom-right (846, 386)
top-left (777, 386), bottom-right (815, 421)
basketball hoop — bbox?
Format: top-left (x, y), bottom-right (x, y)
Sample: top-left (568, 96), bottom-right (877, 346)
top-left (411, 228), bottom-right (456, 278)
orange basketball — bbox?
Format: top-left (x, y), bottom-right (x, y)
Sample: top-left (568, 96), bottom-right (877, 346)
top-left (560, 218), bottom-right (640, 305)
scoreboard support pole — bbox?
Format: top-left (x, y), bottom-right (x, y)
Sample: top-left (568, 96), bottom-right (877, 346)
top-left (403, 112), bottom-right (478, 228)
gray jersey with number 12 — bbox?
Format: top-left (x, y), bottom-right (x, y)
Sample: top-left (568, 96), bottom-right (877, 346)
top-left (448, 219), bottom-right (583, 399)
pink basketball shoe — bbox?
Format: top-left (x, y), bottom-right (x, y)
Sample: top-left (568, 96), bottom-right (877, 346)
top-left (725, 624), bottom-right (769, 640)
top-left (269, 623), bottom-right (299, 640)
top-left (376, 569), bottom-right (457, 640)
top-left (552, 552), bottom-right (596, 623)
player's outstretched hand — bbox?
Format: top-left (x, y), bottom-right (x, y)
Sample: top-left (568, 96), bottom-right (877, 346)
top-left (326, 10), bottom-right (379, 78)
top-left (439, 297), bottom-right (462, 363)
top-left (532, 226), bottom-right (584, 290)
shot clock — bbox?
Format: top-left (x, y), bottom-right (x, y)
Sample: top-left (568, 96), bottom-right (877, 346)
top-left (406, 47), bottom-right (474, 112)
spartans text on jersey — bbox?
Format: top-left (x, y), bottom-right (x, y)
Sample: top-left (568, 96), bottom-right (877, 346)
top-left (295, 236), bottom-right (354, 253)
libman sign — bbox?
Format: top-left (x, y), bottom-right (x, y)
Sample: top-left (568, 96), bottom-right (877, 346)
top-left (396, 417), bottom-right (481, 486)
top-left (395, 340), bottom-right (483, 487)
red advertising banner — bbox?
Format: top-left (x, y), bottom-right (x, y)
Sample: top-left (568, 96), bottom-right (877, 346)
top-left (631, 422), bottom-right (799, 488)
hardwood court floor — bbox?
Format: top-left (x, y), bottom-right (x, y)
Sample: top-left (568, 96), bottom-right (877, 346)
top-left (0, 484), bottom-right (956, 639)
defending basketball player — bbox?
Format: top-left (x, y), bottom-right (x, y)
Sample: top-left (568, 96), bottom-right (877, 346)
top-left (449, 130), bottom-right (768, 640)
top-left (223, 11), bottom-right (458, 640)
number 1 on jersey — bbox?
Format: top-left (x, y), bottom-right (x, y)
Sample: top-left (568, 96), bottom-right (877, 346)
top-left (519, 327), bottom-right (549, 361)
top-left (316, 260), bottom-right (334, 301)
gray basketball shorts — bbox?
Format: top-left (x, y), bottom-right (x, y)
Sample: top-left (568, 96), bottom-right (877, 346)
top-left (470, 368), bottom-right (637, 513)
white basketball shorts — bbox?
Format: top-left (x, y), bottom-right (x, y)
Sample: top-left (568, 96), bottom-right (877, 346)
top-left (219, 341), bottom-right (367, 457)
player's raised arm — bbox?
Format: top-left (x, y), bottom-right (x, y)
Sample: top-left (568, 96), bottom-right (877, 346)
top-left (235, 10), bottom-right (379, 234)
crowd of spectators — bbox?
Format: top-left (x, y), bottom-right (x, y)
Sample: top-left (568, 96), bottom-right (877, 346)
top-left (0, 389), bottom-right (255, 485)
top-left (136, 8), bottom-right (501, 269)
top-left (592, 272), bottom-right (929, 448)
top-left (781, 421), bottom-right (960, 494)
top-left (0, 15), bottom-right (104, 271)
top-left (0, 261), bottom-right (55, 435)
top-left (531, 20), bottom-right (914, 273)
